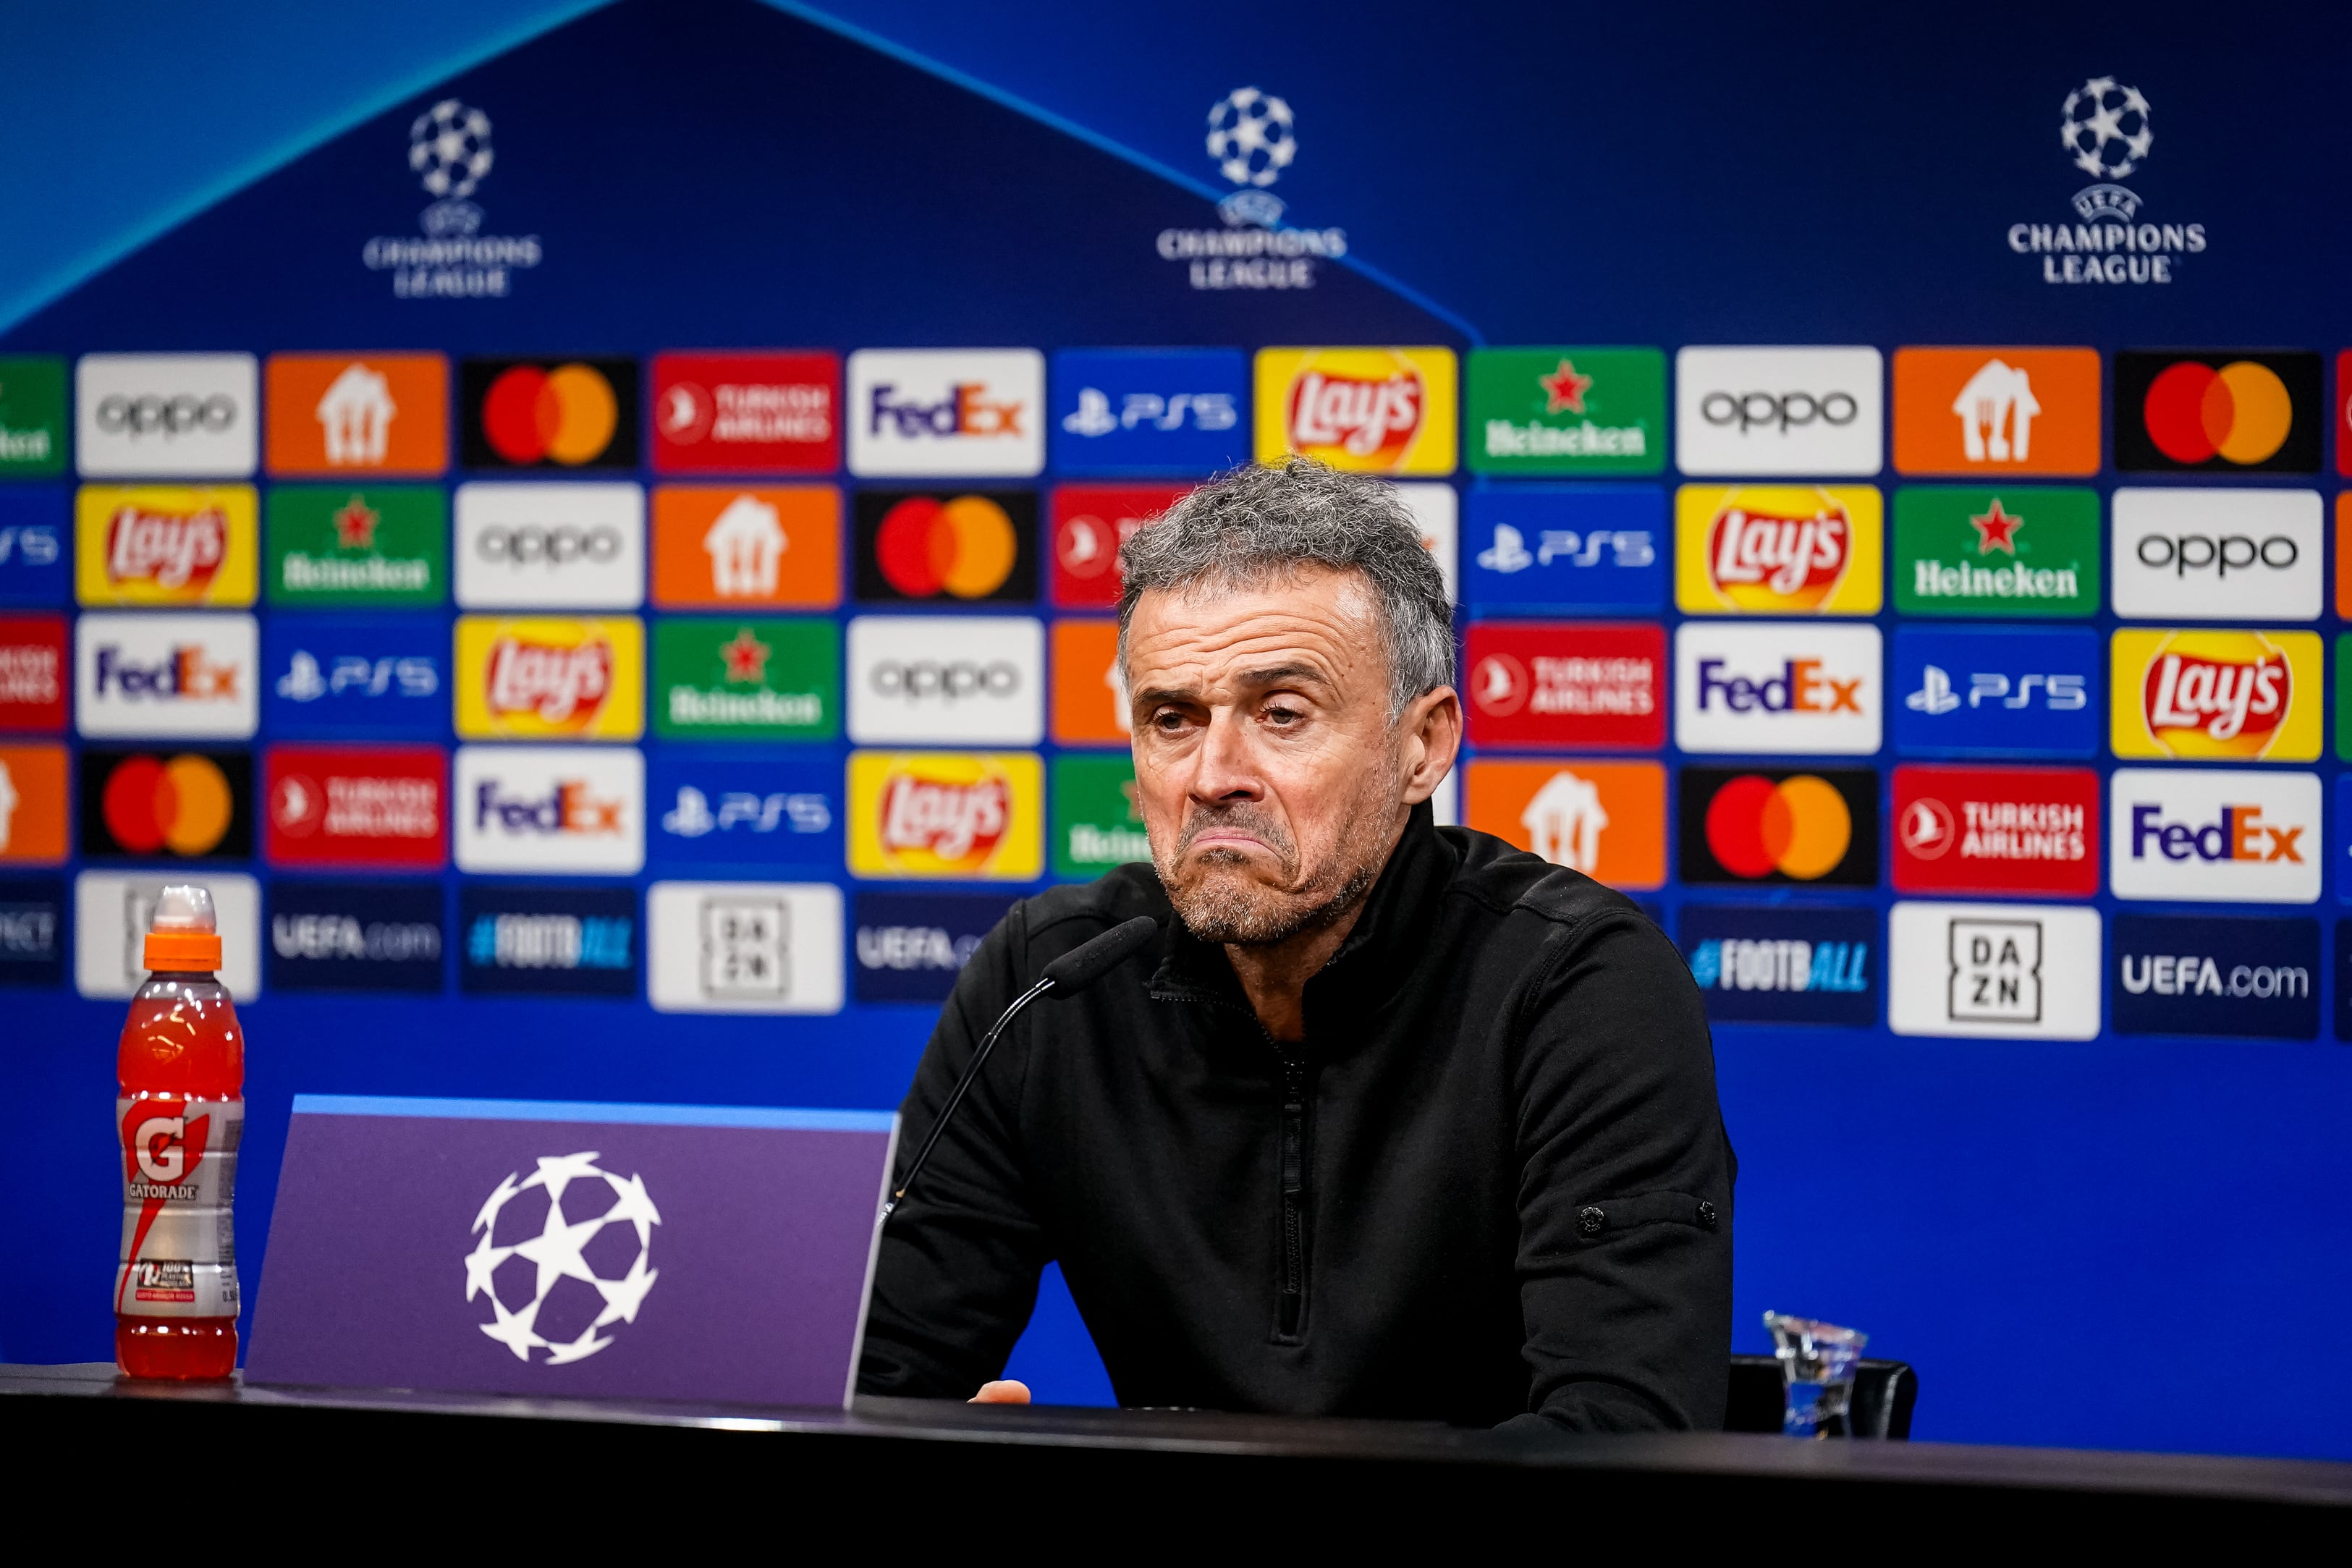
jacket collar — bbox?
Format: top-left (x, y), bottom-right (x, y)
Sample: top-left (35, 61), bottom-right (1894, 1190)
top-left (1148, 800), bottom-right (1457, 1038)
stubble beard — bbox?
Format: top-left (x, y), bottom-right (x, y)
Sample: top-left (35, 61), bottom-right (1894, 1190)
top-left (1154, 776), bottom-right (1400, 948)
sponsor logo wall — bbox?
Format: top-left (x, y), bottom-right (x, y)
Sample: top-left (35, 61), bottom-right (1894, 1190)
top-left (12, 323), bottom-right (2352, 1048)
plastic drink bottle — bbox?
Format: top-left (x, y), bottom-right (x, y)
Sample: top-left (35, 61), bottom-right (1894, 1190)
top-left (115, 884), bottom-right (244, 1379)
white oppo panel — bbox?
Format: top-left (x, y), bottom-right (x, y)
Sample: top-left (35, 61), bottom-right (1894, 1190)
top-left (75, 353), bottom-right (258, 479)
top-left (1674, 621), bottom-right (1882, 755)
top-left (846, 349), bottom-right (1046, 478)
top-left (75, 612), bottom-right (258, 739)
top-left (1887, 901), bottom-right (2101, 1040)
top-left (75, 871), bottom-right (261, 1000)
top-left (2108, 488), bottom-right (2322, 622)
top-left (1674, 347), bottom-right (1884, 477)
top-left (453, 483), bottom-right (646, 609)
top-left (2107, 768), bottom-right (2321, 904)
top-left (845, 614), bottom-right (1044, 746)
top-left (452, 745), bottom-right (646, 874)
top-left (646, 881), bottom-right (844, 1014)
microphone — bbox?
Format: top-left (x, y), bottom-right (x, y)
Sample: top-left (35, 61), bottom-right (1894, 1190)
top-left (879, 916), bottom-right (1159, 1222)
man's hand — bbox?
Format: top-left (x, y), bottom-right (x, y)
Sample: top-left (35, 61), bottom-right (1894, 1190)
top-left (969, 1380), bottom-right (1031, 1404)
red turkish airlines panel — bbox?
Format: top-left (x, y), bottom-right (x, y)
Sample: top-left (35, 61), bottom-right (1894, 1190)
top-left (651, 352), bottom-right (839, 475)
top-left (264, 744), bottom-right (447, 870)
top-left (1463, 622), bottom-right (1665, 750)
top-left (1048, 484), bottom-right (1188, 608)
top-left (1890, 763), bottom-right (2099, 896)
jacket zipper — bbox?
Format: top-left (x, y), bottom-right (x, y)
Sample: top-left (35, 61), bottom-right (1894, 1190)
top-left (1276, 1045), bottom-right (1308, 1342)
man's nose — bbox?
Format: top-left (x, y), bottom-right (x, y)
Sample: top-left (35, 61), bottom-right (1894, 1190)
top-left (1190, 708), bottom-right (1264, 802)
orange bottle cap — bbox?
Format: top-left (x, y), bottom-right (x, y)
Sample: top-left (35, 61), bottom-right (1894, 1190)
top-left (144, 931), bottom-right (222, 972)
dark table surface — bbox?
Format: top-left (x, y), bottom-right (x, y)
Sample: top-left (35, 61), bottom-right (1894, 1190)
top-left (7, 1361), bottom-right (2348, 1523)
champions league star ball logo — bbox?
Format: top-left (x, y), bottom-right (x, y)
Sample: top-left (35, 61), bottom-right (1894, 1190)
top-left (2060, 77), bottom-right (2152, 181)
top-left (465, 1151), bottom-right (660, 1364)
top-left (410, 98), bottom-right (494, 237)
top-left (1206, 88), bottom-right (1295, 190)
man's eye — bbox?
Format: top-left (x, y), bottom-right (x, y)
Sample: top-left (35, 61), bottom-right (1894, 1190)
top-left (1151, 709), bottom-right (1187, 732)
top-left (1264, 705), bottom-right (1300, 725)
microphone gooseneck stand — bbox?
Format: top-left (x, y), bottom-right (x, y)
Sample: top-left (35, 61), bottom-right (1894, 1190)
top-left (878, 915), bottom-right (1159, 1222)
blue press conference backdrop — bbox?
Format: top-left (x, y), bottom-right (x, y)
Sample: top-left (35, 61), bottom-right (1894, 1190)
top-left (6, 0), bottom-right (2352, 1458)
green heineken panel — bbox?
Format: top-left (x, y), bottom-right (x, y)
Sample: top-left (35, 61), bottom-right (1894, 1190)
top-left (2336, 636), bottom-right (2352, 763)
top-left (1892, 486), bottom-right (2099, 617)
top-left (266, 485), bottom-right (447, 606)
top-left (1053, 753), bottom-right (1152, 878)
top-left (1463, 347), bottom-right (1665, 475)
top-left (0, 355), bottom-right (67, 476)
top-left (653, 616), bottom-right (837, 740)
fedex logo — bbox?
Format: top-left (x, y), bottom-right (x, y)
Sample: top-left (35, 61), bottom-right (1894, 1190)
top-left (1694, 658), bottom-right (1861, 715)
top-left (847, 350), bottom-right (1044, 478)
top-left (1675, 622), bottom-right (1881, 755)
top-left (2109, 768), bottom-right (2319, 904)
top-left (452, 745), bottom-right (643, 874)
top-left (2128, 805), bottom-right (2301, 864)
top-left (94, 644), bottom-right (240, 700)
top-left (76, 612), bottom-right (258, 739)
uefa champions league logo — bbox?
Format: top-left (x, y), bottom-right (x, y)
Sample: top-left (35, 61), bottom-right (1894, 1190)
top-left (410, 98), bottom-right (495, 237)
top-left (2059, 77), bottom-right (2152, 222)
top-left (1206, 87), bottom-right (1295, 229)
top-left (1156, 85), bottom-right (1343, 288)
top-left (465, 1152), bottom-right (660, 1364)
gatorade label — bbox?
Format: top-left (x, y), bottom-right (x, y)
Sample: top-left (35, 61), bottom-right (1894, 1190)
top-left (115, 1096), bottom-right (242, 1317)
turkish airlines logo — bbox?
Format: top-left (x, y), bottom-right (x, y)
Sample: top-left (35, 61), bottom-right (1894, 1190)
top-left (1463, 622), bottom-right (1663, 750)
top-left (264, 745), bottom-right (444, 869)
top-left (651, 352), bottom-right (837, 475)
top-left (1891, 764), bottom-right (2099, 897)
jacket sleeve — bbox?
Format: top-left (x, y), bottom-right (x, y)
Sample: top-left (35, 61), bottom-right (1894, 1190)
top-left (1506, 912), bottom-right (1735, 1433)
top-left (855, 907), bottom-right (1051, 1400)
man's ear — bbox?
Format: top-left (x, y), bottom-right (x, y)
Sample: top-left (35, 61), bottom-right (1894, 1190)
top-left (1397, 685), bottom-right (1461, 807)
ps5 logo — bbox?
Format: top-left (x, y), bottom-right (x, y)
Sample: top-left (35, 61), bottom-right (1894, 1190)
top-left (276, 649), bottom-right (439, 702)
top-left (659, 786), bottom-right (830, 838)
top-left (1060, 388), bottom-right (1237, 437)
top-left (1904, 664), bottom-right (2086, 715)
top-left (1473, 524), bottom-right (1655, 575)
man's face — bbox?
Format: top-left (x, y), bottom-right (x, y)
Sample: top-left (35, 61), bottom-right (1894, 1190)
top-left (1124, 566), bottom-right (1452, 946)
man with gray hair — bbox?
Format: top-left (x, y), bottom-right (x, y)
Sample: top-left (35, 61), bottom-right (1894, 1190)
top-left (860, 459), bottom-right (1733, 1432)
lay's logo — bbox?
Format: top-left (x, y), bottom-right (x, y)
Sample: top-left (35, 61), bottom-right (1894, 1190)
top-left (2110, 629), bottom-right (2321, 763)
top-left (1675, 486), bottom-right (1882, 615)
top-left (454, 616), bottom-right (643, 741)
top-left (847, 751), bottom-right (1042, 881)
top-left (76, 486), bottom-right (258, 607)
top-left (1253, 348), bottom-right (1457, 475)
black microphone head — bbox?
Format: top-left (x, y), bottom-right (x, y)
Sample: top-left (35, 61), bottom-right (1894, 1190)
top-left (1040, 916), bottom-right (1159, 996)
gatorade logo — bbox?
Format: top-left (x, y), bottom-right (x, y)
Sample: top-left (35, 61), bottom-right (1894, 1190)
top-left (86, 751), bottom-right (246, 859)
top-left (460, 358), bottom-right (638, 470)
top-left (1680, 766), bottom-right (1876, 886)
top-left (2111, 629), bottom-right (2322, 762)
top-left (2115, 351), bottom-right (2322, 475)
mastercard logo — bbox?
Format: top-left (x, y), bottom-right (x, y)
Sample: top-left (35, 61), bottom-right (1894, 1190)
top-left (481, 363), bottom-right (619, 465)
top-left (2142, 360), bottom-right (2294, 467)
top-left (874, 495), bottom-right (1019, 598)
top-left (101, 754), bottom-right (236, 857)
top-left (1701, 773), bottom-right (1852, 881)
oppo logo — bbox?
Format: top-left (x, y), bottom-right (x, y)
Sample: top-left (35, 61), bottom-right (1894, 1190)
top-left (94, 394), bottom-right (238, 436)
top-left (870, 661), bottom-right (1021, 700)
top-left (2133, 533), bottom-right (2298, 577)
top-left (1699, 389), bottom-right (1858, 434)
top-left (475, 526), bottom-right (622, 565)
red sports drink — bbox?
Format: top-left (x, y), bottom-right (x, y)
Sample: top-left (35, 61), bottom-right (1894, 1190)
top-left (115, 885), bottom-right (244, 1380)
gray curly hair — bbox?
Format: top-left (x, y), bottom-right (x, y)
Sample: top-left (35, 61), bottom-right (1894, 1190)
top-left (1114, 458), bottom-right (1455, 719)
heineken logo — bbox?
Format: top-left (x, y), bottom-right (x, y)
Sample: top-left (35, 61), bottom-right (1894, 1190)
top-left (1465, 347), bottom-right (1664, 476)
top-left (266, 486), bottom-right (444, 606)
top-left (652, 617), bottom-right (835, 739)
top-left (1893, 487), bottom-right (2097, 618)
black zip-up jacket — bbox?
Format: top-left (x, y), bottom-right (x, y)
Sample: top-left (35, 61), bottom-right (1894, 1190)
top-left (856, 802), bottom-right (1735, 1431)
